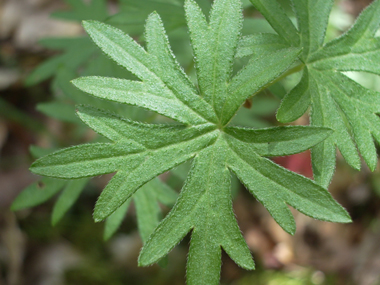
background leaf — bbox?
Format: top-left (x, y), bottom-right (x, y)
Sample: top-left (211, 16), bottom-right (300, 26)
top-left (51, 178), bottom-right (89, 225)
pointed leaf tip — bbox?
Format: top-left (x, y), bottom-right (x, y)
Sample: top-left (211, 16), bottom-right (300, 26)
top-left (93, 214), bottom-right (104, 223)
top-left (82, 19), bottom-right (95, 29)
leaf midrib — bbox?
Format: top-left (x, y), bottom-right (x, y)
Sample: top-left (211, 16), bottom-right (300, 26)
top-left (224, 128), bottom-right (327, 145)
top-left (36, 128), bottom-right (219, 169)
top-left (210, 6), bottom-right (229, 112)
top-left (228, 143), bottom-right (335, 213)
top-left (309, 46), bottom-right (379, 66)
top-left (139, 139), bottom-right (221, 261)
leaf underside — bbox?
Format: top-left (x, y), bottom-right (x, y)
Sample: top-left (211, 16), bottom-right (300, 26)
top-left (29, 0), bottom-right (354, 284)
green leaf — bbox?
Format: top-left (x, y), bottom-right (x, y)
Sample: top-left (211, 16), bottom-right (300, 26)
top-left (12, 147), bottom-right (87, 224)
top-left (225, 135), bottom-right (351, 234)
top-left (30, 142), bottom-right (146, 178)
top-left (145, 12), bottom-right (215, 122)
top-left (81, 19), bottom-right (216, 125)
top-left (186, 0), bottom-right (243, 118)
top-left (24, 0), bottom-right (185, 244)
top-left (103, 177), bottom-right (177, 241)
top-left (314, 70), bottom-right (380, 169)
top-left (110, 0), bottom-right (186, 34)
top-left (224, 125), bottom-right (333, 157)
top-left (72, 76), bottom-right (205, 124)
top-left (236, 33), bottom-right (289, 58)
top-left (291, 0), bottom-right (334, 60)
top-left (31, 105), bottom-right (217, 219)
top-left (276, 68), bottom-right (311, 123)
top-left (139, 139), bottom-right (255, 283)
top-left (104, 198), bottom-right (131, 241)
top-left (11, 178), bottom-right (66, 211)
top-left (248, 0), bottom-right (299, 46)
top-left (53, 67), bottom-right (129, 117)
top-left (93, 130), bottom-right (217, 221)
top-left (310, 0), bottom-right (380, 64)
top-left (221, 47), bottom-right (301, 125)
top-left (31, 0), bottom-right (353, 283)
top-left (249, 0), bottom-right (380, 186)
top-left (134, 183), bottom-right (163, 243)
top-left (25, 37), bottom-right (97, 86)
top-left (37, 101), bottom-right (82, 124)
top-left (75, 106), bottom-right (214, 148)
top-left (51, 178), bottom-right (88, 225)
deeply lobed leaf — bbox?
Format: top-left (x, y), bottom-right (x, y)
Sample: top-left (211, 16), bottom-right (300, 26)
top-left (248, 0), bottom-right (380, 186)
top-left (29, 0), bottom-right (354, 284)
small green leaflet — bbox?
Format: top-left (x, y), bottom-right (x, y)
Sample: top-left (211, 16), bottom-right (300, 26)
top-left (11, 177), bottom-right (67, 215)
top-left (25, 37), bottom-right (98, 86)
top-left (245, 0), bottom-right (380, 187)
top-left (103, 176), bottom-right (178, 242)
top-left (51, 179), bottom-right (89, 225)
top-left (30, 0), bottom-right (351, 284)
top-left (11, 146), bottom-right (89, 226)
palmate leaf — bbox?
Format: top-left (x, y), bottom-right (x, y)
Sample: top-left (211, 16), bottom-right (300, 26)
top-left (246, 0), bottom-right (380, 187)
top-left (30, 0), bottom-right (351, 283)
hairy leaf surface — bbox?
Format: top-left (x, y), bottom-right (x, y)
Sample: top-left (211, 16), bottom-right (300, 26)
top-left (18, 0), bottom-right (186, 244)
top-left (247, 0), bottom-right (380, 186)
top-left (30, 0), bottom-right (352, 283)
